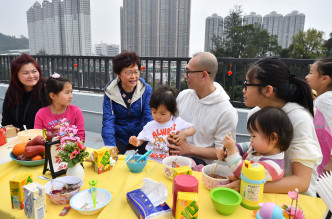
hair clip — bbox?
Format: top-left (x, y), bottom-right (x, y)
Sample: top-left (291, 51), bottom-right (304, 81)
top-left (51, 73), bottom-right (60, 78)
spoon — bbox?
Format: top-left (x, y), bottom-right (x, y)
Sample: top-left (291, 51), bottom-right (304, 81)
top-left (23, 125), bottom-right (30, 135)
top-left (121, 149), bottom-right (138, 168)
top-left (135, 150), bottom-right (152, 163)
top-left (211, 132), bottom-right (232, 176)
top-left (38, 175), bottom-right (81, 189)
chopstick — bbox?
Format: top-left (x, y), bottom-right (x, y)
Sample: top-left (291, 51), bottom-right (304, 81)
top-left (120, 149), bottom-right (138, 168)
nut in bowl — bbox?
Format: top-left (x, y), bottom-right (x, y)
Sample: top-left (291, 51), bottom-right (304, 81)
top-left (202, 164), bottom-right (233, 190)
top-left (17, 129), bottom-right (43, 143)
top-left (162, 156), bottom-right (192, 179)
top-left (44, 176), bottom-right (83, 205)
top-left (70, 188), bottom-right (112, 215)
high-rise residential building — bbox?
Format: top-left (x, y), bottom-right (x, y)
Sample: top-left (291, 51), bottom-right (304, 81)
top-left (243, 12), bottom-right (262, 27)
top-left (27, 0), bottom-right (91, 55)
top-left (94, 43), bottom-right (119, 56)
top-left (263, 11), bottom-right (284, 46)
top-left (204, 14), bottom-right (223, 52)
top-left (121, 0), bottom-right (191, 57)
top-left (281, 11), bottom-right (305, 48)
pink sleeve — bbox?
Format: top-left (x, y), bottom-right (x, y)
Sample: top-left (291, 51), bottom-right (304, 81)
top-left (75, 109), bottom-right (85, 142)
top-left (34, 109), bottom-right (44, 129)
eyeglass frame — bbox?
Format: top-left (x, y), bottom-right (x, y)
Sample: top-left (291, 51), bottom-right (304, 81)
top-left (185, 68), bottom-right (211, 77)
top-left (243, 81), bottom-right (266, 90)
top-left (122, 70), bottom-right (141, 76)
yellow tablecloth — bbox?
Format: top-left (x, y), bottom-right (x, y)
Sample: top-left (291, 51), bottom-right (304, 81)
top-left (0, 144), bottom-right (327, 218)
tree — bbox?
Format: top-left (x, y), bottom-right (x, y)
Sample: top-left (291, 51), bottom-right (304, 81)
top-left (323, 32), bottom-right (332, 57)
top-left (287, 28), bottom-right (325, 59)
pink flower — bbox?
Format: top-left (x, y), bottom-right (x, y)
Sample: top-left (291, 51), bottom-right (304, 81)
top-left (51, 73), bottom-right (60, 78)
top-left (70, 150), bottom-right (79, 159)
top-left (288, 191), bottom-right (298, 200)
top-left (77, 142), bottom-right (86, 150)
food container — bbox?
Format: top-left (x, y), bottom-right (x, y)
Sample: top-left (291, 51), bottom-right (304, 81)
top-left (210, 187), bottom-right (242, 216)
top-left (175, 192), bottom-right (199, 219)
top-left (23, 182), bottom-right (46, 219)
top-left (17, 129), bottom-right (43, 143)
top-left (44, 176), bottom-right (83, 205)
top-left (94, 147), bottom-right (111, 174)
top-left (70, 188), bottom-right (112, 215)
top-left (126, 154), bottom-right (148, 173)
top-left (162, 156), bottom-right (192, 179)
top-left (202, 164), bottom-right (233, 190)
top-left (9, 173), bottom-right (33, 209)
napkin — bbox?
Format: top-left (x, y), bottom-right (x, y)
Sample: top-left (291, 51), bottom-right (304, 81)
top-left (141, 178), bottom-right (168, 207)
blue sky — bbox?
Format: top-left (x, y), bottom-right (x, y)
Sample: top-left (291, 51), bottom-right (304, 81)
top-left (1, 0), bottom-right (331, 56)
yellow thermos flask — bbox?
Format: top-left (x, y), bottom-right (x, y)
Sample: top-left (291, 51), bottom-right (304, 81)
top-left (240, 160), bottom-right (266, 210)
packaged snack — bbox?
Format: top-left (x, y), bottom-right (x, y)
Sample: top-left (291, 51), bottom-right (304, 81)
top-left (9, 173), bottom-right (33, 209)
top-left (94, 148), bottom-right (111, 174)
top-left (59, 206), bottom-right (71, 216)
top-left (173, 166), bottom-right (192, 180)
top-left (127, 189), bottom-right (171, 219)
top-left (23, 182), bottom-right (46, 219)
top-left (5, 125), bottom-right (19, 138)
top-left (175, 192), bottom-right (199, 219)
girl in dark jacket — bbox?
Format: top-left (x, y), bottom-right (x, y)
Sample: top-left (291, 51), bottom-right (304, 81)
top-left (1, 54), bottom-right (45, 130)
top-left (102, 51), bottom-right (153, 154)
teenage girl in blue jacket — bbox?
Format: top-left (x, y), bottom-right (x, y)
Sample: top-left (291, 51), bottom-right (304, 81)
top-left (102, 51), bottom-right (153, 154)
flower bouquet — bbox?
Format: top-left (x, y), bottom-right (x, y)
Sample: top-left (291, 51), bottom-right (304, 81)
top-left (56, 119), bottom-right (89, 168)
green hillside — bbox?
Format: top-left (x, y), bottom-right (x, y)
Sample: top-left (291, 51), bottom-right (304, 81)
top-left (0, 33), bottom-right (29, 52)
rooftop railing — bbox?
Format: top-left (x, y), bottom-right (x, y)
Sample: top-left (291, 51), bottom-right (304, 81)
top-left (0, 55), bottom-right (315, 108)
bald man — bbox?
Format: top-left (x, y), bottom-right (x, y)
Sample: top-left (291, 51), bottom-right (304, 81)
top-left (168, 52), bottom-right (238, 165)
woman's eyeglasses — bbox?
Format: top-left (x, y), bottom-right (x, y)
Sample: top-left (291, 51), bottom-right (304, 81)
top-left (243, 81), bottom-right (265, 90)
top-left (185, 69), bottom-right (211, 77)
top-left (123, 70), bottom-right (140, 76)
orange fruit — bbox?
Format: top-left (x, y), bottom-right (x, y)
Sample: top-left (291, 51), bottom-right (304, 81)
top-left (12, 143), bottom-right (26, 157)
top-left (31, 155), bottom-right (42, 161)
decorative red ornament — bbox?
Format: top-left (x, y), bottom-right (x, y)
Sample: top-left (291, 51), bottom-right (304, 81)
top-left (141, 66), bottom-right (146, 71)
top-left (227, 71), bottom-right (233, 76)
top-left (74, 64), bottom-right (77, 67)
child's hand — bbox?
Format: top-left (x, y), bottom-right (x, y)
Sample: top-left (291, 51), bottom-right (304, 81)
top-left (216, 147), bottom-right (227, 160)
top-left (129, 136), bottom-right (139, 147)
top-left (174, 130), bottom-right (187, 145)
top-left (222, 135), bottom-right (237, 155)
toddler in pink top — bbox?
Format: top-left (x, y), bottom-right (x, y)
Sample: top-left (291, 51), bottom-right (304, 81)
top-left (34, 73), bottom-right (85, 141)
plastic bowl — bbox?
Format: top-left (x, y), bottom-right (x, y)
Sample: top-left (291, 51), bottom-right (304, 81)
top-left (126, 154), bottom-right (148, 173)
top-left (70, 188), bottom-right (112, 215)
top-left (10, 152), bottom-right (45, 166)
top-left (17, 129), bottom-right (43, 143)
top-left (162, 156), bottom-right (192, 179)
top-left (210, 187), bottom-right (242, 215)
top-left (202, 164), bottom-right (233, 190)
top-left (44, 176), bottom-right (83, 205)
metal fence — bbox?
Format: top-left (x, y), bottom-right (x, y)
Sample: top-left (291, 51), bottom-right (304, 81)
top-left (0, 55), bottom-right (315, 108)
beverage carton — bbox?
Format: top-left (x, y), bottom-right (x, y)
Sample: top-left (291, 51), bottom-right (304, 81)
top-left (173, 166), bottom-right (192, 180)
top-left (9, 173), bottom-right (33, 209)
top-left (94, 148), bottom-right (111, 174)
top-left (175, 192), bottom-right (199, 219)
top-left (23, 182), bottom-right (46, 219)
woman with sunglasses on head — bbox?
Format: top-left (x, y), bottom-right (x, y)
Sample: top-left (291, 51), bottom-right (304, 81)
top-left (1, 54), bottom-right (46, 130)
top-left (102, 51), bottom-right (153, 154)
top-left (223, 57), bottom-right (322, 197)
